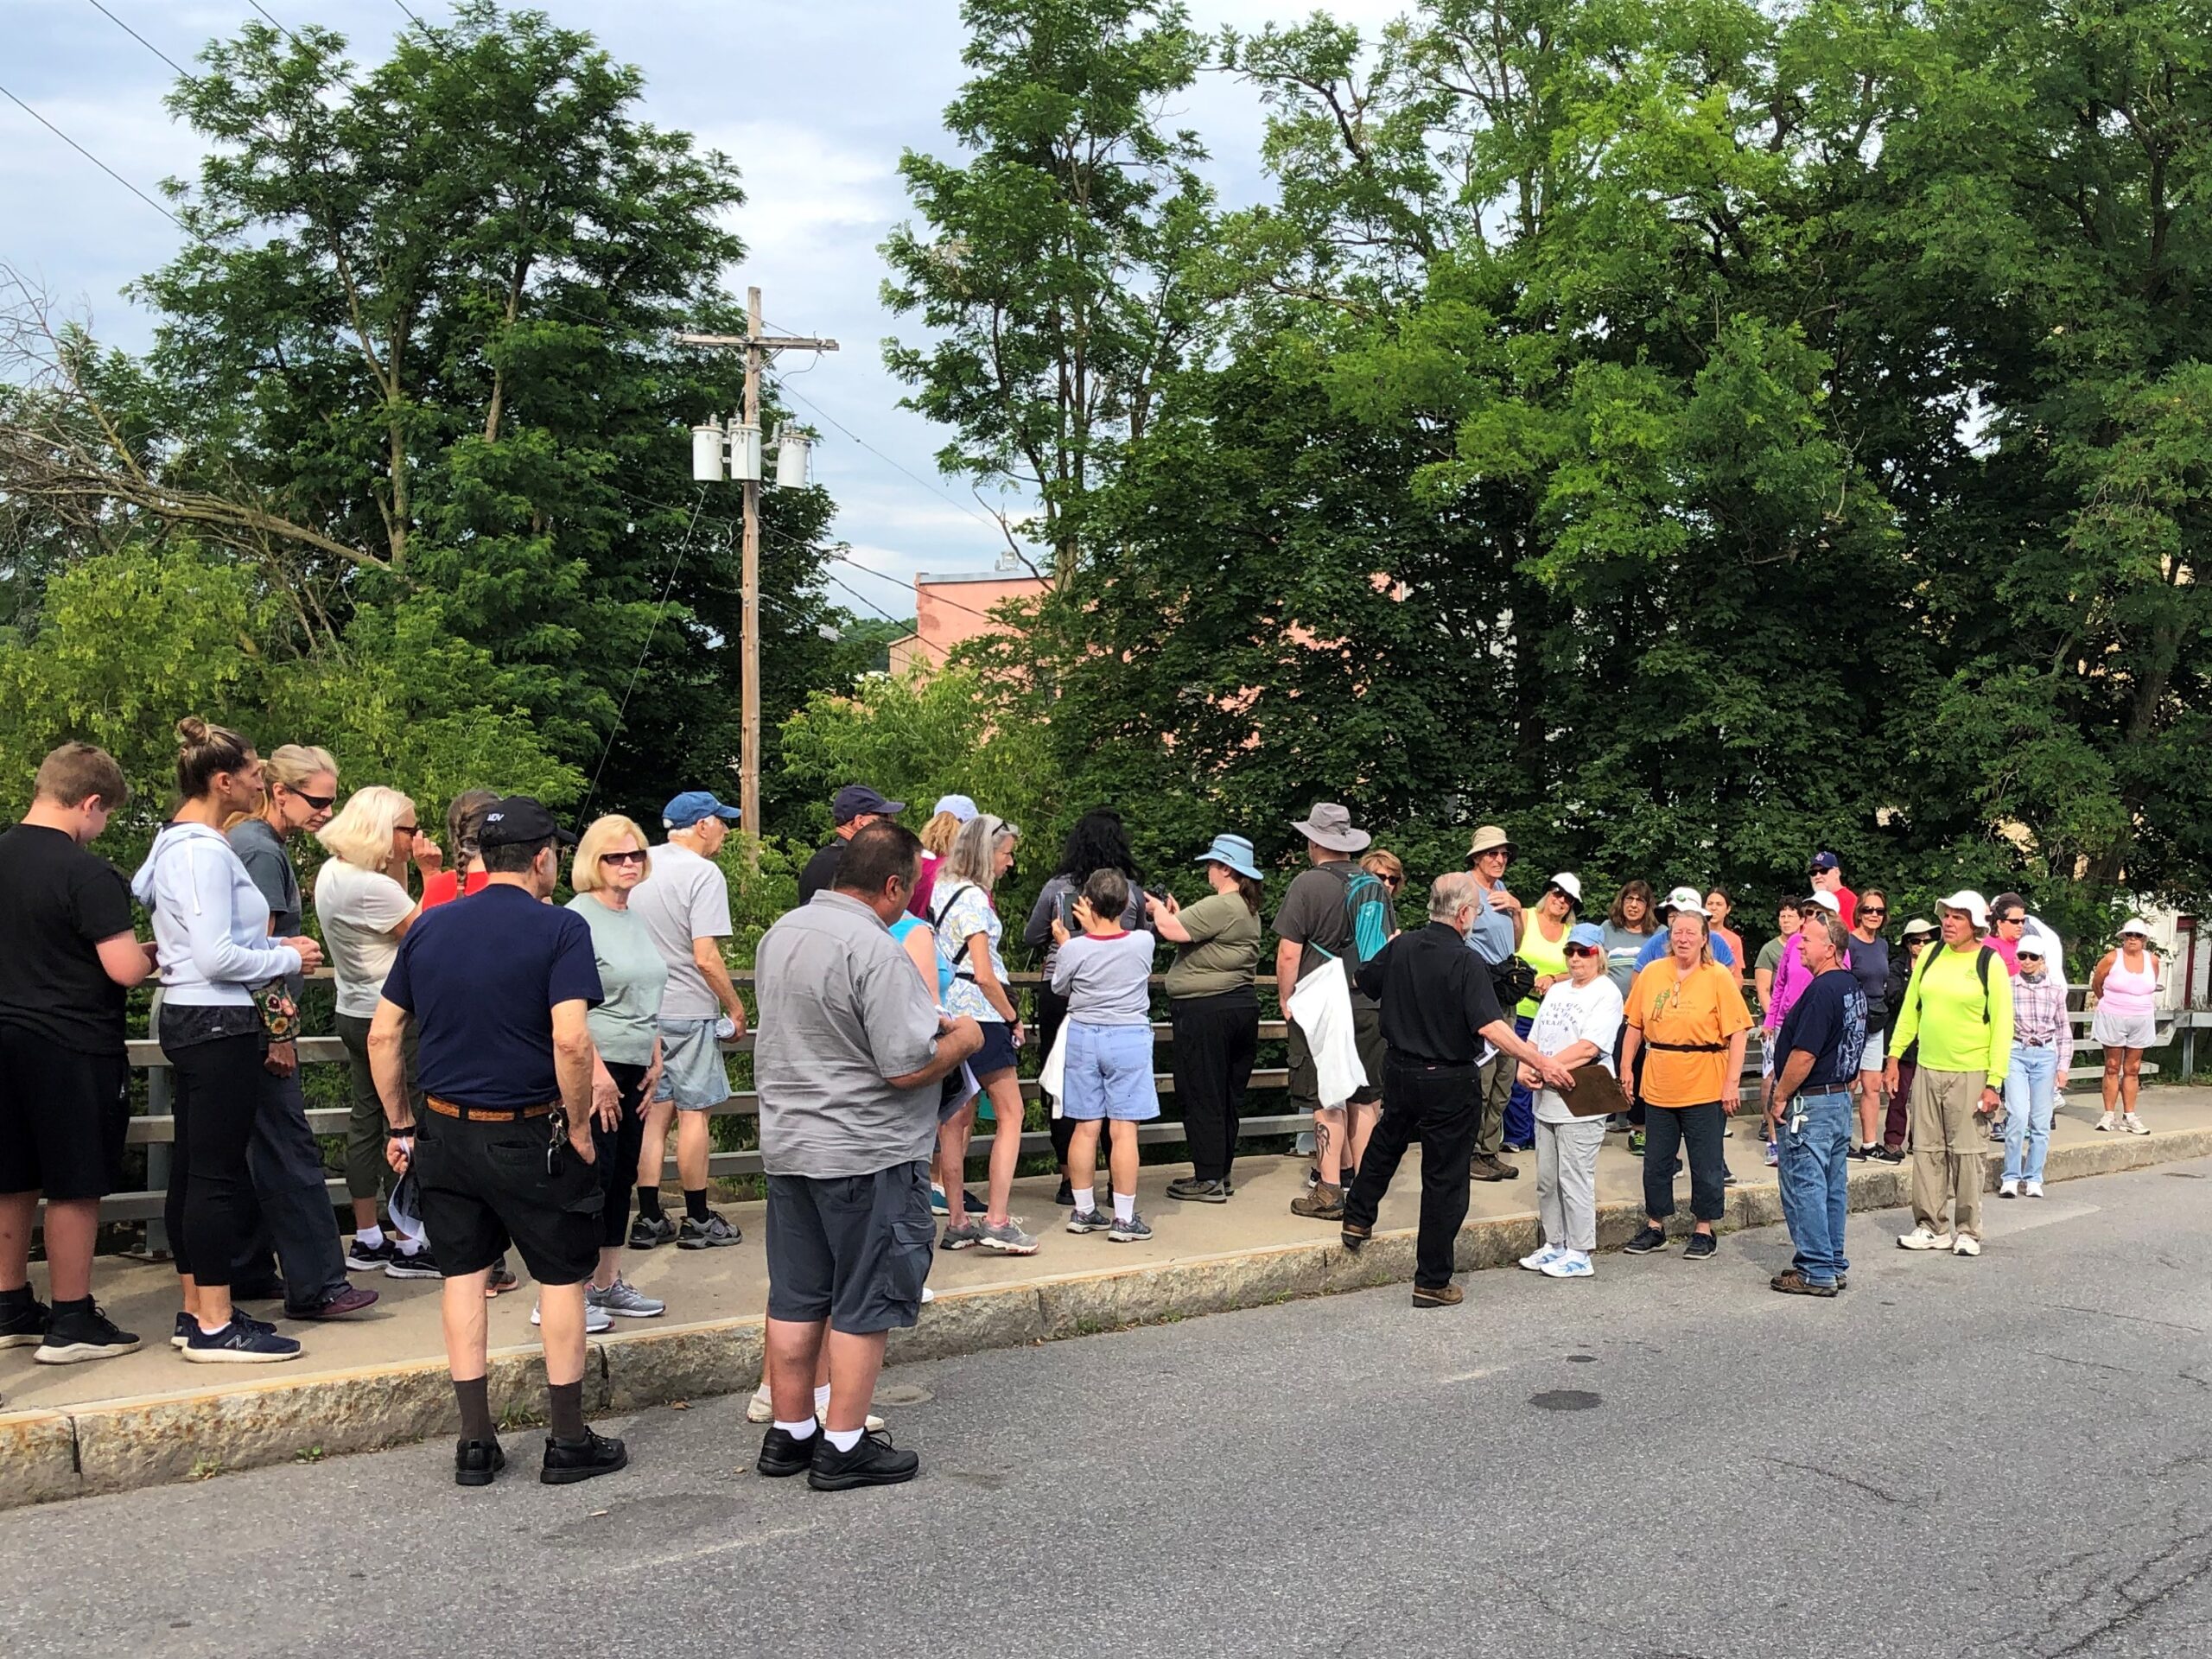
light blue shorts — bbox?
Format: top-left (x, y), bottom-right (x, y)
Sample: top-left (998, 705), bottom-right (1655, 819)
top-left (653, 1018), bottom-right (732, 1111)
top-left (1058, 1021), bottom-right (1160, 1123)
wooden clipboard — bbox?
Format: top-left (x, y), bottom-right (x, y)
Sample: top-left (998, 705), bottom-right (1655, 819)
top-left (1560, 1058), bottom-right (1627, 1118)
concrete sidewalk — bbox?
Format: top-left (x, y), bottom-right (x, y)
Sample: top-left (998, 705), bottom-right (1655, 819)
top-left (5, 1084), bottom-right (2208, 1507)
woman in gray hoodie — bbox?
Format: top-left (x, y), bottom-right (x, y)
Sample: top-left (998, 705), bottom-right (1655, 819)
top-left (132, 719), bottom-right (324, 1363)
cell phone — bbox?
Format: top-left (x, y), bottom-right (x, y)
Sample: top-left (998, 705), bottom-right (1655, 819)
top-left (1057, 892), bottom-right (1078, 931)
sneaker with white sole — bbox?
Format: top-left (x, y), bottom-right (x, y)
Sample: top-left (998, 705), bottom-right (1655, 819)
top-left (531, 1298), bottom-right (613, 1335)
top-left (586, 1276), bottom-right (664, 1319)
top-left (2094, 1111), bottom-right (2115, 1132)
top-left (1108, 1211), bottom-right (1152, 1243)
top-left (1541, 1251), bottom-right (1594, 1279)
top-left (1065, 1208), bottom-right (1113, 1234)
top-left (743, 1382), bottom-right (884, 1431)
top-left (1953, 1234), bottom-right (1981, 1257)
top-left (384, 1246), bottom-right (442, 1280)
top-left (974, 1219), bottom-right (1039, 1255)
top-left (1999, 1178), bottom-right (2019, 1198)
top-left (2025, 1179), bottom-right (2045, 1198)
top-left (181, 1317), bottom-right (302, 1363)
top-left (1519, 1244), bottom-right (1564, 1272)
top-left (2123, 1114), bottom-right (2149, 1135)
top-left (1897, 1226), bottom-right (1953, 1251)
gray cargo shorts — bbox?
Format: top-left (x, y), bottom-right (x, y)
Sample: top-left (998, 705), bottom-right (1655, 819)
top-left (764, 1159), bottom-right (934, 1335)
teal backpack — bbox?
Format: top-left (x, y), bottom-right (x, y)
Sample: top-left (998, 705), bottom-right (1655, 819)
top-left (1332, 863), bottom-right (1395, 970)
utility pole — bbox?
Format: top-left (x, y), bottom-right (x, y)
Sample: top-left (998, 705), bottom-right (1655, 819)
top-left (680, 288), bottom-right (837, 848)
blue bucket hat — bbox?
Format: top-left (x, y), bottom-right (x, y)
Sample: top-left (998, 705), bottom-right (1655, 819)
top-left (1195, 833), bottom-right (1262, 882)
top-left (1567, 921), bottom-right (1606, 951)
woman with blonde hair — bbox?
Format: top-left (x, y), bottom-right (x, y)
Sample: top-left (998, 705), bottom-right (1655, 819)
top-left (222, 741), bottom-right (377, 1324)
top-left (908, 793), bottom-right (976, 920)
top-left (314, 785), bottom-right (441, 1272)
top-left (563, 816), bottom-right (669, 1326)
top-left (931, 813), bottom-right (1036, 1254)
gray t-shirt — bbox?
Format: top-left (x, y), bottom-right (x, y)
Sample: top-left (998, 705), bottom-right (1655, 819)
top-left (566, 894), bottom-right (671, 1065)
top-left (1050, 929), bottom-right (1155, 1025)
top-left (1600, 921), bottom-right (1655, 999)
top-left (228, 817), bottom-right (303, 999)
top-left (754, 890), bottom-right (943, 1178)
top-left (627, 839), bottom-right (731, 1021)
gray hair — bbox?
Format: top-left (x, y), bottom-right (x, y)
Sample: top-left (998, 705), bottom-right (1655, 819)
top-left (939, 812), bottom-right (1018, 893)
top-left (1811, 914), bottom-right (1850, 956)
top-left (1429, 870), bottom-right (1484, 925)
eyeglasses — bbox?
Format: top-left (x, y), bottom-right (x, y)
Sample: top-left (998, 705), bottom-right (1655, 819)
top-left (395, 823), bottom-right (419, 836)
top-left (599, 849), bottom-right (648, 867)
top-left (289, 788), bottom-right (336, 811)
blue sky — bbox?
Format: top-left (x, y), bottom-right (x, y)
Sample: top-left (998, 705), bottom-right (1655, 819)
top-left (3, 0), bottom-right (1395, 613)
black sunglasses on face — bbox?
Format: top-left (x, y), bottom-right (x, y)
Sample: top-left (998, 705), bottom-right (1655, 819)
top-left (289, 788), bottom-right (336, 811)
top-left (395, 823), bottom-right (419, 836)
top-left (599, 849), bottom-right (648, 866)
top-left (1860, 906), bottom-right (1887, 917)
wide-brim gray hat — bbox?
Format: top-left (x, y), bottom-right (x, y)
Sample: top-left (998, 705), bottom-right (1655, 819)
top-left (1291, 802), bottom-right (1370, 854)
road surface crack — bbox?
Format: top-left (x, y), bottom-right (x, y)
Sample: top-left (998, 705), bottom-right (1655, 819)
top-left (1758, 1455), bottom-right (1909, 1506)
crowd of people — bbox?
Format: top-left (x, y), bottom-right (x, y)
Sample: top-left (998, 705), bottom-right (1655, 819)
top-left (0, 728), bottom-right (2176, 1489)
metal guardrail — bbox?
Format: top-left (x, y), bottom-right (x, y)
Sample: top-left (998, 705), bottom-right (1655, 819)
top-left (84, 976), bottom-right (2212, 1234)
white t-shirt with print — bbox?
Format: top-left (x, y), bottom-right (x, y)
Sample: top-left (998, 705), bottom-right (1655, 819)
top-left (1529, 975), bottom-right (1624, 1125)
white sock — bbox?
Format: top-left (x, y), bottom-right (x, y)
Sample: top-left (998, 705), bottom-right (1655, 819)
top-left (1112, 1191), bottom-right (1135, 1223)
top-left (354, 1224), bottom-right (385, 1249)
top-left (825, 1426), bottom-right (864, 1452)
top-left (812, 1382), bottom-right (831, 1414)
top-left (1071, 1186), bottom-right (1095, 1215)
top-left (396, 1236), bottom-right (425, 1256)
top-left (772, 1416), bottom-right (817, 1439)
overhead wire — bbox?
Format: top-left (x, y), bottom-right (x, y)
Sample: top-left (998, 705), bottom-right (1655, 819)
top-left (0, 79), bottom-right (183, 230)
top-left (576, 489), bottom-right (708, 819)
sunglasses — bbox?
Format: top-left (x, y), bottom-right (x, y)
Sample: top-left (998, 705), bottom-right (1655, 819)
top-left (1860, 906), bottom-right (1887, 917)
top-left (599, 849), bottom-right (648, 866)
top-left (395, 823), bottom-right (419, 836)
top-left (1564, 944), bottom-right (1602, 959)
top-left (1998, 914), bottom-right (2025, 926)
top-left (2017, 950), bottom-right (2044, 962)
top-left (1382, 876), bottom-right (1402, 890)
top-left (289, 788), bottom-right (336, 811)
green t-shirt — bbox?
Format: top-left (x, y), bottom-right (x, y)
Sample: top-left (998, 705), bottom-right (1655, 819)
top-left (1164, 890), bottom-right (1263, 1000)
top-left (565, 893), bottom-right (670, 1065)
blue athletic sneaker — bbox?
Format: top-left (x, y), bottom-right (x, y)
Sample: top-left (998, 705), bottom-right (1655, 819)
top-left (181, 1316), bottom-right (302, 1364)
top-left (1519, 1244), bottom-right (1564, 1272)
top-left (173, 1307), bottom-right (276, 1348)
top-left (1540, 1252), bottom-right (1595, 1279)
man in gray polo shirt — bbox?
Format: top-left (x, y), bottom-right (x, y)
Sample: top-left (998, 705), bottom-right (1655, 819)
top-left (751, 821), bottom-right (982, 1491)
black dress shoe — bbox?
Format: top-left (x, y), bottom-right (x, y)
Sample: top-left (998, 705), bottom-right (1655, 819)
top-left (454, 1438), bottom-right (505, 1487)
top-left (757, 1425), bottom-right (817, 1478)
top-left (807, 1428), bottom-right (919, 1491)
top-left (540, 1428), bottom-right (628, 1484)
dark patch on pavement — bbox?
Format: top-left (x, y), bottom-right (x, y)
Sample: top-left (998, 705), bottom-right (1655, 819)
top-left (1566, 1353), bottom-right (1596, 1363)
top-left (1529, 1389), bottom-right (1600, 1411)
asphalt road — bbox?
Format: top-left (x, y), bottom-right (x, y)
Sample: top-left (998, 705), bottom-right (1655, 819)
top-left (7, 1157), bottom-right (2211, 1659)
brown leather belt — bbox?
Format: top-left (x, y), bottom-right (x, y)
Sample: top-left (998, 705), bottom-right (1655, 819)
top-left (426, 1096), bottom-right (556, 1122)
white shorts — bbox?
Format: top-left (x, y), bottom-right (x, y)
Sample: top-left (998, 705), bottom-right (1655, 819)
top-left (1859, 1028), bottom-right (1886, 1071)
top-left (2091, 1008), bottom-right (2157, 1052)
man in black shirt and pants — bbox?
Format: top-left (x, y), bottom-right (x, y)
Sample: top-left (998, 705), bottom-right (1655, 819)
top-left (1341, 872), bottom-right (1571, 1307)
top-left (795, 785), bottom-right (906, 906)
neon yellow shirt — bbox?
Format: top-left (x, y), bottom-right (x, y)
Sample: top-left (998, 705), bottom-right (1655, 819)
top-left (1516, 917), bottom-right (1570, 1019)
top-left (1891, 943), bottom-right (2013, 1082)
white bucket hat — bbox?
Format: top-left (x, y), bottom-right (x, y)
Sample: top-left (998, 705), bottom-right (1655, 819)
top-left (2118, 917), bottom-right (2154, 938)
top-left (1938, 889), bottom-right (1990, 927)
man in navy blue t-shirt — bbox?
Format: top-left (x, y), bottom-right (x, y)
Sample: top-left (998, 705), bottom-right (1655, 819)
top-left (1765, 908), bottom-right (1866, 1296)
top-left (371, 796), bottom-right (626, 1488)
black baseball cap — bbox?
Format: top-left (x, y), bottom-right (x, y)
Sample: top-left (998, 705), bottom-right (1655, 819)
top-left (475, 796), bottom-right (577, 849)
top-left (833, 784), bottom-right (906, 824)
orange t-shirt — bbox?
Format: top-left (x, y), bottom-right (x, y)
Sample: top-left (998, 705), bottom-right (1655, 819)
top-left (1625, 957), bottom-right (1752, 1108)
top-left (420, 869), bottom-right (489, 909)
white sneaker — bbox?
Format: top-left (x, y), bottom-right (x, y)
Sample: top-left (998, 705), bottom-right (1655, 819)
top-left (1519, 1244), bottom-right (1564, 1272)
top-left (1897, 1227), bottom-right (1953, 1251)
top-left (2123, 1114), bottom-right (2150, 1136)
top-left (2095, 1111), bottom-right (2115, 1132)
top-left (1541, 1251), bottom-right (1595, 1279)
top-left (1953, 1234), bottom-right (1981, 1257)
top-left (1999, 1178), bottom-right (2019, 1198)
top-left (2024, 1179), bottom-right (2045, 1198)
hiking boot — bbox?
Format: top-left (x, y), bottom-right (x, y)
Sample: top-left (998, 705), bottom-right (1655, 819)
top-left (939, 1218), bottom-right (985, 1251)
top-left (540, 1429), bottom-right (627, 1484)
top-left (1770, 1269), bottom-right (1839, 1298)
top-left (1290, 1181), bottom-right (1345, 1219)
top-left (756, 1425), bottom-right (817, 1478)
top-left (808, 1427), bottom-right (920, 1491)
top-left (1165, 1176), bottom-right (1230, 1204)
top-left (454, 1438), bottom-right (505, 1487)
top-left (1340, 1222), bottom-right (1371, 1253)
top-left (1411, 1281), bottom-right (1465, 1309)
top-left (33, 1303), bottom-right (140, 1364)
top-left (1469, 1155), bottom-right (1518, 1182)
top-left (678, 1213), bottom-right (741, 1250)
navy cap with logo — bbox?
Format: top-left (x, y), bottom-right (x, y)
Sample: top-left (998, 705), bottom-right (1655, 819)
top-left (1809, 850), bottom-right (1841, 872)
top-left (832, 784), bottom-right (906, 824)
top-left (475, 796), bottom-right (577, 849)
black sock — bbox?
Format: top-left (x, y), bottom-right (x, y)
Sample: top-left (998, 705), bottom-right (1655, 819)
top-left (548, 1378), bottom-right (586, 1440)
top-left (684, 1188), bottom-right (711, 1224)
top-left (50, 1295), bottom-right (92, 1319)
top-left (0, 1284), bottom-right (33, 1308)
top-left (454, 1376), bottom-right (494, 1443)
top-left (635, 1185), bottom-right (664, 1221)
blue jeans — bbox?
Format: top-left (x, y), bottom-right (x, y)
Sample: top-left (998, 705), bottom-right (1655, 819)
top-left (2003, 1044), bottom-right (2059, 1183)
top-left (1503, 1014), bottom-right (1536, 1146)
top-left (1777, 1087), bottom-right (1853, 1287)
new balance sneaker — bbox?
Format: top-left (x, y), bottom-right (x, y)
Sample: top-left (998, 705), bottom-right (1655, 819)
top-left (1108, 1211), bottom-right (1152, 1243)
top-left (346, 1236), bottom-right (397, 1273)
top-left (1519, 1244), bottom-right (1564, 1272)
top-left (385, 1246), bottom-right (442, 1280)
top-left (540, 1429), bottom-right (627, 1485)
top-left (974, 1219), bottom-right (1039, 1255)
top-left (677, 1212), bottom-right (742, 1250)
top-left (1868, 1145), bottom-right (1904, 1164)
top-left (34, 1303), bottom-right (140, 1364)
top-left (586, 1276), bottom-right (665, 1319)
top-left (455, 1438), bottom-right (505, 1488)
top-left (1066, 1208), bottom-right (1113, 1234)
top-left (0, 1295), bottom-right (49, 1350)
top-left (531, 1298), bottom-right (613, 1335)
top-left (938, 1218), bottom-right (985, 1251)
top-left (1954, 1234), bottom-right (1982, 1257)
top-left (1541, 1252), bottom-right (1595, 1280)
top-left (181, 1317), bottom-right (302, 1363)
top-left (175, 1307), bottom-right (275, 1347)
top-left (807, 1427), bottom-right (918, 1491)
top-left (2124, 1114), bottom-right (2150, 1136)
top-left (628, 1212), bottom-right (678, 1249)
top-left (1897, 1226), bottom-right (1953, 1251)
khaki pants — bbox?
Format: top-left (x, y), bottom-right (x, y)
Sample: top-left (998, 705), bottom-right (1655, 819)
top-left (1909, 1067), bottom-right (1987, 1240)
top-left (1474, 1050), bottom-right (1516, 1159)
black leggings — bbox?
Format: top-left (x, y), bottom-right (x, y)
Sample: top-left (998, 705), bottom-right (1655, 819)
top-left (164, 1030), bottom-right (267, 1289)
top-left (594, 1061), bottom-right (651, 1250)
top-left (1169, 990), bottom-right (1259, 1183)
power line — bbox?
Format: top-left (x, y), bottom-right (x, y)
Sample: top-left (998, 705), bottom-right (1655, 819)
top-left (83, 0), bottom-right (190, 76)
top-left (390, 0), bottom-right (427, 24)
top-left (577, 489), bottom-right (708, 819)
top-left (770, 377), bottom-right (1005, 535)
top-left (0, 80), bottom-right (183, 230)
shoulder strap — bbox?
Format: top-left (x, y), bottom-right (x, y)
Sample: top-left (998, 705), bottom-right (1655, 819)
top-left (931, 882), bottom-right (982, 974)
top-left (1975, 944), bottom-right (1995, 1021)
